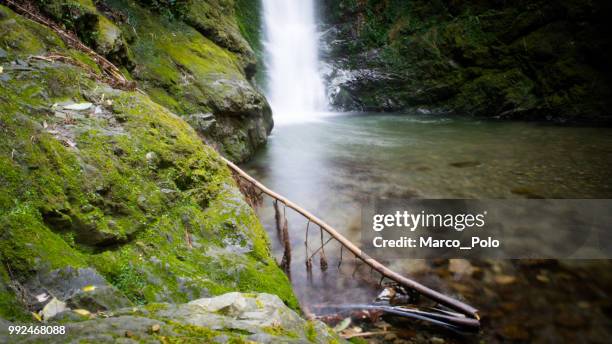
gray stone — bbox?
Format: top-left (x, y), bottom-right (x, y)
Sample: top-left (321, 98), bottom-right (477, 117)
top-left (41, 298), bottom-right (67, 321)
top-left (23, 267), bottom-right (131, 314)
top-left (187, 112), bottom-right (216, 133)
top-left (9, 293), bottom-right (344, 344)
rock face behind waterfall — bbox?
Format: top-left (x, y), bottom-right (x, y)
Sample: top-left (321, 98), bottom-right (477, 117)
top-left (321, 0), bottom-right (612, 123)
top-left (28, 0), bottom-right (272, 162)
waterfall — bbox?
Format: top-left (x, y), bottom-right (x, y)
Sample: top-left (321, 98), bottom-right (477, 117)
top-left (262, 0), bottom-right (327, 124)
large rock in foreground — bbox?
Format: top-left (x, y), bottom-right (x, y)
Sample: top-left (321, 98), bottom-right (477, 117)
top-left (1, 292), bottom-right (343, 344)
top-left (0, 3), bottom-right (296, 324)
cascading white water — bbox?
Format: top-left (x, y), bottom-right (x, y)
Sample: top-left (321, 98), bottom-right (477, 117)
top-left (262, 0), bottom-right (327, 124)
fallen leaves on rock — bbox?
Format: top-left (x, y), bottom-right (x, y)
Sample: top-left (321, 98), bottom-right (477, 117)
top-left (494, 275), bottom-right (517, 285)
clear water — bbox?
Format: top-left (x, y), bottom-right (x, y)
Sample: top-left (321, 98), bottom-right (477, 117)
top-left (262, 0), bottom-right (327, 123)
top-left (242, 112), bottom-right (612, 307)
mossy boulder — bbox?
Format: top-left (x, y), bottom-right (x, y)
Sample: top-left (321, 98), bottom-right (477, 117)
top-left (27, 0), bottom-right (272, 162)
top-left (33, 0), bottom-right (134, 68)
top-left (0, 4), bottom-right (297, 332)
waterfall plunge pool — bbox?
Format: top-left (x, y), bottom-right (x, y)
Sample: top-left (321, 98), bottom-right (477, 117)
top-left (241, 111), bottom-right (612, 341)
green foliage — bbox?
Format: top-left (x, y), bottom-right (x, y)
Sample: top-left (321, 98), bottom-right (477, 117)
top-left (136, 0), bottom-right (191, 19)
top-left (235, 0), bottom-right (262, 54)
top-left (106, 252), bottom-right (147, 304)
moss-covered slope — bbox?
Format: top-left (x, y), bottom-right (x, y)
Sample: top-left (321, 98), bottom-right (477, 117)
top-left (0, 4), bottom-right (297, 327)
top-left (323, 0), bottom-right (612, 123)
top-left (30, 0), bottom-right (270, 162)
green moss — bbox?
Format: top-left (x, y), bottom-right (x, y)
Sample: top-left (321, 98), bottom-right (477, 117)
top-left (34, 0), bottom-right (99, 45)
top-left (262, 324), bottom-right (299, 339)
top-left (0, 5), bottom-right (65, 57)
top-left (304, 321), bottom-right (318, 343)
top-left (235, 0), bottom-right (262, 54)
top-left (0, 265), bottom-right (30, 321)
top-left (144, 302), bottom-right (169, 312)
top-left (0, 4), bottom-right (296, 322)
top-left (105, 0), bottom-right (243, 116)
top-left (160, 321), bottom-right (220, 343)
top-left (0, 203), bottom-right (87, 277)
top-left (324, 0), bottom-right (612, 121)
top-left (161, 320), bottom-right (252, 344)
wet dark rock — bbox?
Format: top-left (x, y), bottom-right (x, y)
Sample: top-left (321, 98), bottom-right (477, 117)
top-left (187, 112), bottom-right (217, 134)
top-left (23, 267), bottom-right (132, 315)
top-left (66, 286), bottom-right (132, 313)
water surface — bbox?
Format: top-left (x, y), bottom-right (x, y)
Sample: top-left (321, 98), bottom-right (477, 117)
top-left (242, 112), bottom-right (612, 308)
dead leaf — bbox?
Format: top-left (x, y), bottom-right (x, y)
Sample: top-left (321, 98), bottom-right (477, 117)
top-left (63, 102), bottom-right (92, 111)
top-left (494, 275), bottom-right (516, 285)
top-left (448, 259), bottom-right (478, 276)
top-left (32, 312), bottom-right (42, 322)
top-left (73, 309), bottom-right (91, 317)
top-left (333, 317), bottom-right (351, 332)
top-left (536, 274), bottom-right (550, 283)
top-left (82, 285), bottom-right (96, 292)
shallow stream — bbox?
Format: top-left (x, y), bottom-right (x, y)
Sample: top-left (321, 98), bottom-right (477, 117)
top-left (242, 113), bottom-right (612, 342)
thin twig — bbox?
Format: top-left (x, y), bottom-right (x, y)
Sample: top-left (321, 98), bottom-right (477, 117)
top-left (319, 226), bottom-right (328, 271)
top-left (308, 237), bottom-right (333, 261)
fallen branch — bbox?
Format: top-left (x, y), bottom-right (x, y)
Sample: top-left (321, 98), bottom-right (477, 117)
top-left (319, 227), bottom-right (328, 271)
top-left (221, 156), bottom-right (480, 321)
top-left (313, 304), bottom-right (480, 331)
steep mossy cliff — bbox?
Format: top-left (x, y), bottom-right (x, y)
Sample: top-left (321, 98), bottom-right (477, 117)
top-left (29, 0), bottom-right (270, 162)
top-left (0, 3), bottom-right (309, 338)
top-left (322, 0), bottom-right (612, 123)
